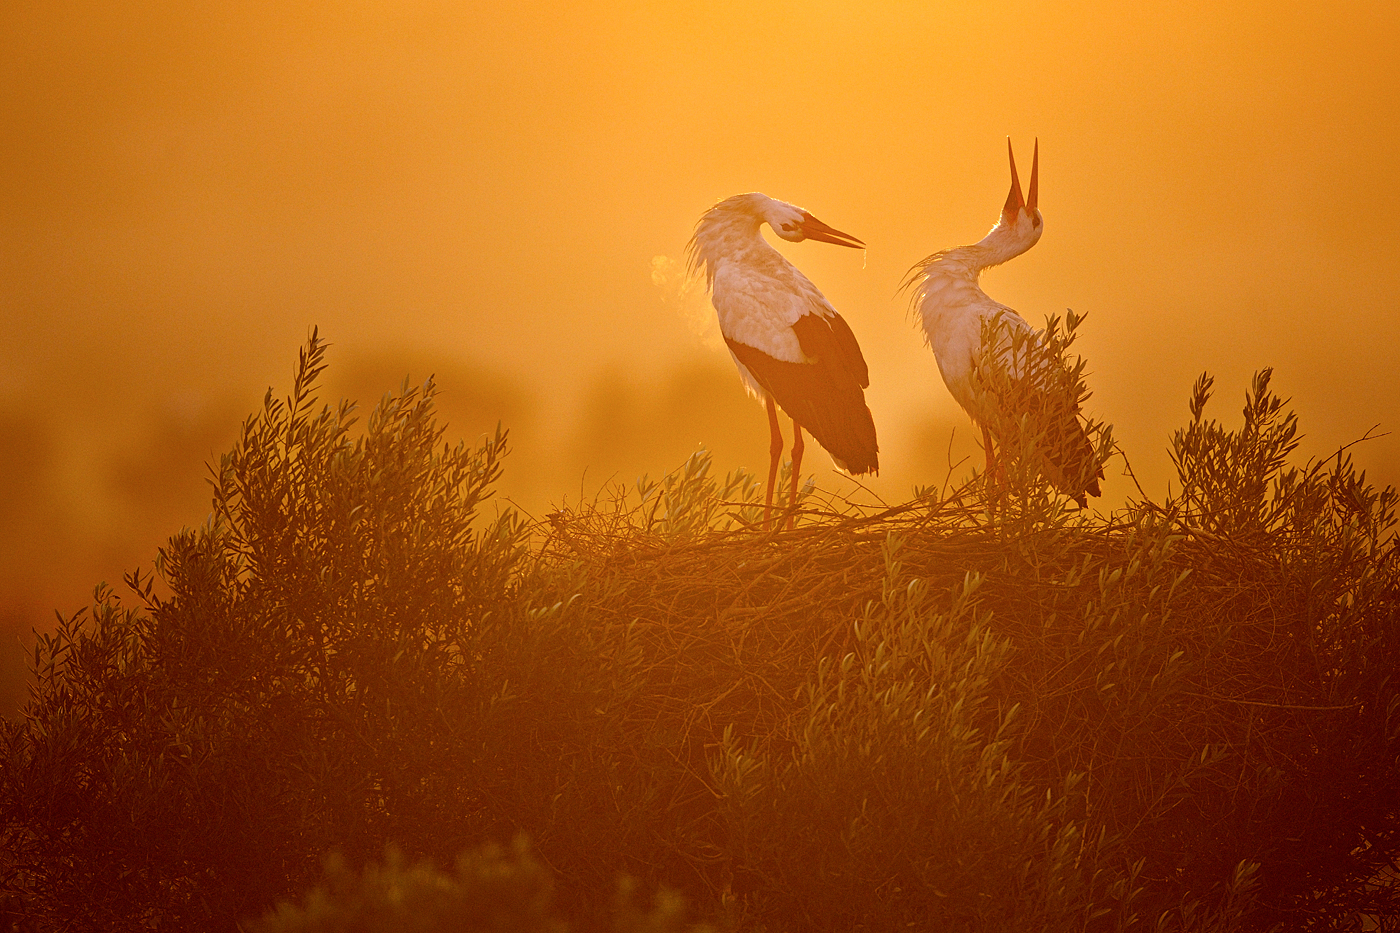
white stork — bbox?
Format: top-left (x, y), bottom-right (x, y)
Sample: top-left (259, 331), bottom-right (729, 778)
top-left (906, 140), bottom-right (1102, 506)
top-left (688, 193), bottom-right (879, 528)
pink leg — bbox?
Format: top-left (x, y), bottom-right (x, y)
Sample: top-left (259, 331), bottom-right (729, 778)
top-left (981, 425), bottom-right (1004, 495)
top-left (764, 396), bottom-right (783, 529)
top-left (786, 419), bottom-right (805, 530)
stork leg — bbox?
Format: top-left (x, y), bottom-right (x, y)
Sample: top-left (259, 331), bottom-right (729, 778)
top-left (981, 425), bottom-right (1004, 497)
top-left (763, 396), bottom-right (783, 530)
top-left (786, 419), bottom-right (805, 531)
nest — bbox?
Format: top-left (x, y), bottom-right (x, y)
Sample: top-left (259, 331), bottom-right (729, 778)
top-left (530, 452), bottom-right (1400, 926)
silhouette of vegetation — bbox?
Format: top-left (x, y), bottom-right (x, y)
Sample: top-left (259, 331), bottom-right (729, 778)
top-left (1, 331), bottom-right (1397, 932)
top-left (972, 310), bottom-right (1111, 509)
top-left (252, 838), bottom-right (710, 933)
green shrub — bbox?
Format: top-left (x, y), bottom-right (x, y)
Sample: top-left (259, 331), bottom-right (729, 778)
top-left (2, 332), bottom-right (1396, 932)
top-left (713, 546), bottom-right (1124, 932)
top-left (971, 309), bottom-right (1113, 516)
top-left (253, 840), bottom-right (566, 933)
top-left (251, 837), bottom-right (709, 933)
top-left (0, 332), bottom-right (532, 930)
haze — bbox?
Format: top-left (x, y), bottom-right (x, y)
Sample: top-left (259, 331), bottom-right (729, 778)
top-left (3, 0), bottom-right (1398, 710)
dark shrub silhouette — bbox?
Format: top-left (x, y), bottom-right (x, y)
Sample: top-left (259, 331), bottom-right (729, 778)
top-left (2, 332), bottom-right (1397, 932)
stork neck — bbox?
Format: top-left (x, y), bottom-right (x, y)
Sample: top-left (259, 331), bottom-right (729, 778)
top-left (913, 223), bottom-right (1030, 307)
top-left (691, 211), bottom-right (782, 286)
top-left (964, 220), bottom-right (1034, 271)
top-left (696, 214), bottom-right (768, 257)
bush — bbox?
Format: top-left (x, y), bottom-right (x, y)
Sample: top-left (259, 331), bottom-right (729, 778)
top-left (253, 840), bottom-right (566, 933)
top-left (971, 309), bottom-right (1112, 513)
top-left (0, 332), bottom-right (530, 930)
top-left (251, 837), bottom-right (709, 933)
top-left (2, 332), bottom-right (1397, 932)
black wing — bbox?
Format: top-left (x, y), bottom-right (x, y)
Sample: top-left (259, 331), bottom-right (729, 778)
top-left (726, 312), bottom-right (878, 475)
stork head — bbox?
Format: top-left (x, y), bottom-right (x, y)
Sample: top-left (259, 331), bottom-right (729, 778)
top-left (689, 192), bottom-right (865, 285)
top-left (761, 196), bottom-right (865, 249)
top-left (998, 138), bottom-right (1043, 245)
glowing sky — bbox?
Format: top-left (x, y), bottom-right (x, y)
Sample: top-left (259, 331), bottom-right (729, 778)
top-left (2, 0), bottom-right (1398, 698)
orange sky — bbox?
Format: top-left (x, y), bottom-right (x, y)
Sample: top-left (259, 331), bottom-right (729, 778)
top-left (2, 0), bottom-right (1399, 705)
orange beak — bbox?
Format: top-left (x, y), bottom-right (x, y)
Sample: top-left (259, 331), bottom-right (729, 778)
top-left (799, 211), bottom-right (866, 249)
top-left (1004, 138), bottom-right (1025, 216)
top-left (1004, 138), bottom-right (1039, 216)
top-left (1027, 138), bottom-right (1039, 212)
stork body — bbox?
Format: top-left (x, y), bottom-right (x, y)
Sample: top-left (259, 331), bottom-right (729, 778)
top-left (688, 192), bottom-right (878, 527)
top-left (907, 141), bottom-right (1102, 506)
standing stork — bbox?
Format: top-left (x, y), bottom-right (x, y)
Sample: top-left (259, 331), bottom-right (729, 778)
top-left (688, 193), bottom-right (879, 528)
top-left (905, 140), bottom-right (1102, 506)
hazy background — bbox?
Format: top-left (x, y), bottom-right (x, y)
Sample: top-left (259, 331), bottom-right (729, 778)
top-left (3, 0), bottom-right (1398, 712)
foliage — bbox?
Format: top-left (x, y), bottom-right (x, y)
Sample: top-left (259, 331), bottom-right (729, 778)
top-left (713, 551), bottom-right (1129, 933)
top-left (253, 840), bottom-right (565, 933)
top-left (972, 309), bottom-right (1113, 517)
top-left (0, 331), bottom-right (530, 930)
top-left (252, 838), bottom-right (708, 933)
top-left (2, 332), bottom-right (1398, 932)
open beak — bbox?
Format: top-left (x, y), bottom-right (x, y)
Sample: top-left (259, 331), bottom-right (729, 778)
top-left (1004, 138), bottom-right (1026, 215)
top-left (1027, 138), bottom-right (1039, 212)
top-left (799, 212), bottom-right (865, 249)
top-left (1004, 138), bottom-right (1039, 215)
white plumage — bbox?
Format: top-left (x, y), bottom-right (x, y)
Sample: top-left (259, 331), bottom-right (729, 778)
top-left (907, 141), bottom-right (1102, 506)
top-left (688, 192), bottom-right (879, 527)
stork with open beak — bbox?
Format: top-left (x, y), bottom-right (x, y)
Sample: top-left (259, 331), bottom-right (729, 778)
top-left (688, 193), bottom-right (879, 528)
top-left (905, 141), bottom-right (1103, 506)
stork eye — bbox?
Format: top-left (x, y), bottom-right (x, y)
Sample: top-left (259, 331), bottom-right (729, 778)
top-left (780, 223), bottom-right (796, 232)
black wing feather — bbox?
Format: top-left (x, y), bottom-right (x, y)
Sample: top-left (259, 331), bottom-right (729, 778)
top-left (991, 380), bottom-right (1103, 507)
top-left (793, 312), bottom-right (870, 389)
top-left (726, 312), bottom-right (879, 475)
